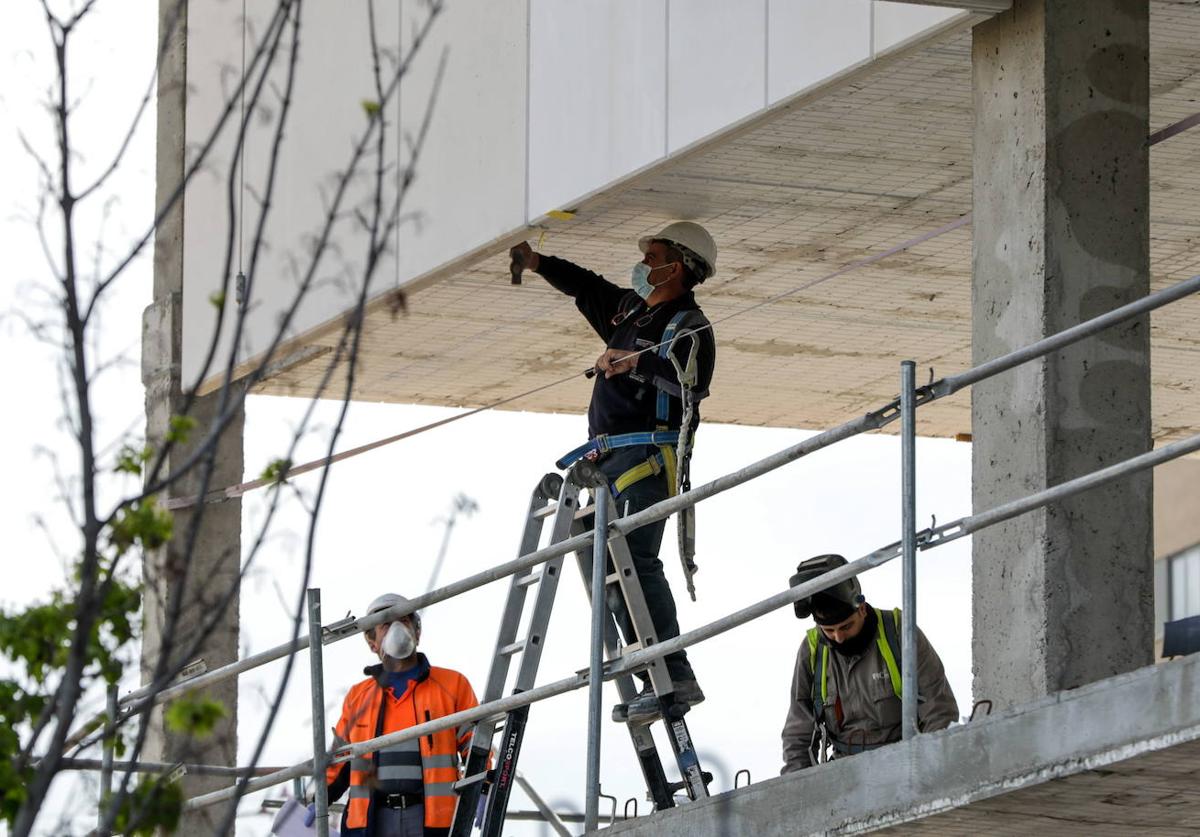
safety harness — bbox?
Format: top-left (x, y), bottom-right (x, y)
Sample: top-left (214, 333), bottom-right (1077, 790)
top-left (806, 607), bottom-right (904, 761)
top-left (556, 309), bottom-right (707, 597)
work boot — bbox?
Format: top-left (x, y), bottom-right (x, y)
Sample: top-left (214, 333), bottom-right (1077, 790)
top-left (612, 680), bottom-right (705, 724)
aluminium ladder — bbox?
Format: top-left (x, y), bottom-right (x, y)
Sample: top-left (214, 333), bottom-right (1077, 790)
top-left (449, 464), bottom-right (709, 836)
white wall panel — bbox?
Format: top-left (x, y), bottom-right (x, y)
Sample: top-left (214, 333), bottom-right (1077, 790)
top-left (183, 1), bottom-right (402, 386)
top-left (395, 0), bottom-right (527, 285)
top-left (767, 0), bottom-right (871, 104)
top-left (528, 0), bottom-right (667, 217)
top-left (667, 0), bottom-right (767, 152)
top-left (873, 1), bottom-right (962, 55)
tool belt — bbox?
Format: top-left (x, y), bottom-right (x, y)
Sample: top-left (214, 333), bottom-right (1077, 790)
top-left (375, 791), bottom-right (423, 810)
top-left (556, 432), bottom-right (681, 497)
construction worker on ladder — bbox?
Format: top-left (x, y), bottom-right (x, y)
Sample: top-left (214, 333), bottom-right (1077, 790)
top-left (510, 221), bottom-right (718, 724)
top-left (781, 555), bottom-right (959, 772)
top-left (317, 594), bottom-right (479, 836)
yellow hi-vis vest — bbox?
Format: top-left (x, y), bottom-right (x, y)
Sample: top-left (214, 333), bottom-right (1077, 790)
top-left (806, 607), bottom-right (903, 721)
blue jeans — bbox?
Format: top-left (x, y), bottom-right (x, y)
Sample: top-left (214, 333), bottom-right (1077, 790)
top-left (587, 446), bottom-right (696, 685)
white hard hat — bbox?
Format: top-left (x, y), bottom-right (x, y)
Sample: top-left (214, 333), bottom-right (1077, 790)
top-left (638, 221), bottom-right (717, 281)
top-left (365, 593), bottom-right (420, 629)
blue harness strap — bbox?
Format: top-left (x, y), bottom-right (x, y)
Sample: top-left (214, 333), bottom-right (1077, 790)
top-left (655, 311), bottom-right (692, 424)
top-left (555, 430), bottom-right (680, 470)
top-left (557, 310), bottom-right (698, 487)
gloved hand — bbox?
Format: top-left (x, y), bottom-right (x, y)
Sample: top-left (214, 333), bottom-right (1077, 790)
top-left (303, 803), bottom-right (316, 828)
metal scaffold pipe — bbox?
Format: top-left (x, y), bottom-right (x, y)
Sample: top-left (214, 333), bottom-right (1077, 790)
top-left (81, 272), bottom-right (1200, 754)
top-left (585, 488), bottom-right (610, 832)
top-left (183, 428), bottom-right (1200, 811)
top-left (900, 360), bottom-right (919, 741)
top-left (307, 589), bottom-right (330, 837)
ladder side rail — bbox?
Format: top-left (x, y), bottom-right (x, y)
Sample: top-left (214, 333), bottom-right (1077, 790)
top-left (480, 476), bottom-right (561, 703)
top-left (476, 478), bottom-right (584, 837)
top-left (451, 476), bottom-right (561, 837)
top-left (510, 479), bottom-right (581, 692)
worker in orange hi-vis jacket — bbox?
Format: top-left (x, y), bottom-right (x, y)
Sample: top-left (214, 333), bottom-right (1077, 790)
top-left (319, 594), bottom-right (479, 837)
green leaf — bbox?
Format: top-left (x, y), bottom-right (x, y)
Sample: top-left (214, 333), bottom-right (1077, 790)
top-left (259, 457), bottom-right (292, 485)
top-left (361, 99), bottom-right (381, 117)
top-left (114, 443), bottom-right (154, 476)
top-left (164, 414), bottom-right (198, 445)
top-left (109, 498), bottom-right (173, 554)
top-left (164, 694), bottom-right (227, 739)
top-left (208, 290), bottom-right (226, 308)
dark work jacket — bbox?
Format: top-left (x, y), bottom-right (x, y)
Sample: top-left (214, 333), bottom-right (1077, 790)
top-left (537, 255), bottom-right (716, 438)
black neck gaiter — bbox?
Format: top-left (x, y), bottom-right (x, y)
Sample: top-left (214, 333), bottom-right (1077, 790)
top-left (828, 607), bottom-right (877, 658)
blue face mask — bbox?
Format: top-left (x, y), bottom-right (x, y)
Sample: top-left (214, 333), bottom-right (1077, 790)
top-left (630, 261), bottom-right (677, 300)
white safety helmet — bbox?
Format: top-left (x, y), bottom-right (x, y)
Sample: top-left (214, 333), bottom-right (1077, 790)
top-left (638, 221), bottom-right (717, 282)
top-left (365, 593), bottom-right (420, 632)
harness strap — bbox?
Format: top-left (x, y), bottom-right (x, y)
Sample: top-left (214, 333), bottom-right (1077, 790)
top-left (554, 431), bottom-right (680, 470)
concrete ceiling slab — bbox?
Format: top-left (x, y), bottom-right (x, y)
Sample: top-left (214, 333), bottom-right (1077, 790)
top-left (256, 1), bottom-right (1200, 445)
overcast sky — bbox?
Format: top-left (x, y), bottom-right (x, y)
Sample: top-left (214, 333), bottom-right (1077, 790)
top-left (0, 4), bottom-right (974, 834)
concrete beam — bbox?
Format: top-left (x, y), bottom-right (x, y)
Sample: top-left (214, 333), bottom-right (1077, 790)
top-left (603, 654), bottom-right (1200, 836)
top-left (970, 0), bottom-right (1152, 707)
top-left (884, 1), bottom-right (1011, 13)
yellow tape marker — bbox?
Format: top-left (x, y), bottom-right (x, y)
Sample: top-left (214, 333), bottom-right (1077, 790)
top-left (546, 209), bottom-right (576, 221)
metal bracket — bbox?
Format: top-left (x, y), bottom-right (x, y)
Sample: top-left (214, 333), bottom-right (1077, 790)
top-left (322, 615), bottom-right (361, 643)
top-left (175, 659), bottom-right (208, 683)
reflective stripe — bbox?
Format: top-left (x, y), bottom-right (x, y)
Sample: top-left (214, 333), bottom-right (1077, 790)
top-left (378, 765), bottom-right (424, 781)
top-left (349, 785), bottom-right (371, 799)
top-left (875, 607), bottom-right (903, 699)
top-left (350, 757), bottom-right (372, 772)
top-left (424, 753), bottom-right (458, 769)
top-left (424, 782), bottom-right (457, 798)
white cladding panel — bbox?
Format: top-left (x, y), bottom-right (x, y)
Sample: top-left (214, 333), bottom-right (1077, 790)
top-left (874, 1), bottom-right (962, 54)
top-left (767, 0), bottom-right (872, 104)
top-left (182, 1), bottom-right (403, 385)
top-left (395, 0), bottom-right (527, 284)
top-left (181, 1), bottom-right (970, 388)
top-left (667, 0), bottom-right (768, 152)
top-left (528, 0), bottom-right (667, 217)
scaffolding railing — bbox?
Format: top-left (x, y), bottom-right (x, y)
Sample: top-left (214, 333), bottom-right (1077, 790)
top-left (76, 272), bottom-right (1200, 821)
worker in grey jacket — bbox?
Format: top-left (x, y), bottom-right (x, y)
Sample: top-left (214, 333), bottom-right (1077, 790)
top-left (781, 555), bottom-right (958, 773)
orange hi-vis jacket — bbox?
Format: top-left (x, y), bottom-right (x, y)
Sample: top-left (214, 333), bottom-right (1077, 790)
top-left (326, 655), bottom-right (478, 831)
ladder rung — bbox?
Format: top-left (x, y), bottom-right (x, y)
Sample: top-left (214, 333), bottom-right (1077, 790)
top-left (498, 641), bottom-right (526, 656)
top-left (605, 572), bottom-right (621, 585)
top-left (619, 641), bottom-right (645, 655)
top-left (454, 771), bottom-right (489, 790)
top-left (532, 503), bottom-right (558, 520)
top-left (516, 571), bottom-right (542, 588)
top-left (576, 503), bottom-right (595, 519)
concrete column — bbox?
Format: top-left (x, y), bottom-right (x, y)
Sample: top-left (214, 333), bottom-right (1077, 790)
top-left (971, 0), bottom-right (1152, 707)
top-left (142, 0), bottom-right (242, 828)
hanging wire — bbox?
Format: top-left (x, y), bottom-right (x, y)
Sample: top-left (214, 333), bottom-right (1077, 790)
top-left (170, 105), bottom-right (1200, 510)
top-left (167, 213), bottom-right (970, 509)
